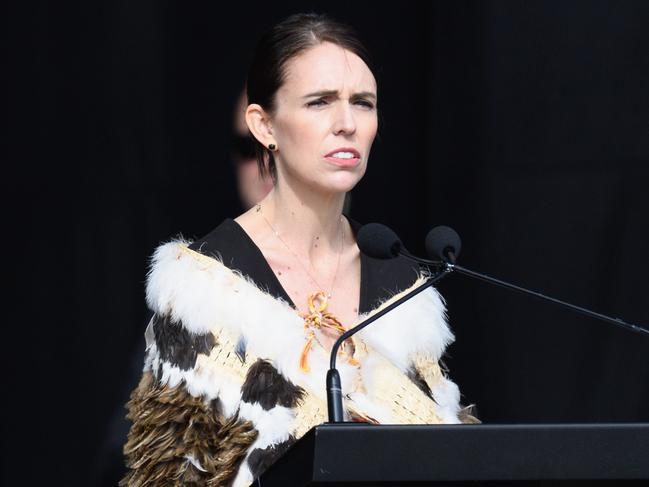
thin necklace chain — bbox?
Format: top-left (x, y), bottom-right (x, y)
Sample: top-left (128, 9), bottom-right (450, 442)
top-left (256, 203), bottom-right (343, 299)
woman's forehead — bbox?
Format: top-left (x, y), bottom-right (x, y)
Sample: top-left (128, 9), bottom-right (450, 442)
top-left (281, 43), bottom-right (376, 98)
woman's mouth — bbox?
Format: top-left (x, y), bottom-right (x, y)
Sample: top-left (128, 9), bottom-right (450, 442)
top-left (324, 155), bottom-right (361, 167)
top-left (324, 149), bottom-right (361, 167)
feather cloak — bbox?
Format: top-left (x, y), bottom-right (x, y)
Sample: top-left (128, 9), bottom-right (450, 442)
top-left (120, 236), bottom-right (479, 487)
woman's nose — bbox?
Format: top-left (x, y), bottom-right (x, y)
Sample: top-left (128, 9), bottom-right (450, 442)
top-left (333, 101), bottom-right (356, 135)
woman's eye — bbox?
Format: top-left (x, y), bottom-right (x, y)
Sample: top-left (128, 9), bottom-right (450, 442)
top-left (356, 100), bottom-right (375, 109)
top-left (307, 99), bottom-right (327, 107)
top-left (307, 99), bottom-right (375, 109)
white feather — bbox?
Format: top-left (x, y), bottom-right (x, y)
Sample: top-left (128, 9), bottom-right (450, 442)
top-left (183, 454), bottom-right (207, 472)
top-left (430, 375), bottom-right (463, 424)
top-left (357, 280), bottom-right (455, 372)
top-left (231, 463), bottom-right (254, 487)
top-left (238, 402), bottom-right (294, 450)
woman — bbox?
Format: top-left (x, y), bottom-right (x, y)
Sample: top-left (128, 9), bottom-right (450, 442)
top-left (121, 12), bottom-right (479, 487)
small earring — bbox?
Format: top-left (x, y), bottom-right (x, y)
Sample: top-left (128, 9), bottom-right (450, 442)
top-left (268, 143), bottom-right (276, 151)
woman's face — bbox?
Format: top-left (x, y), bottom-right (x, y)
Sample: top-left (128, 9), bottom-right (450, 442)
top-left (267, 42), bottom-right (378, 194)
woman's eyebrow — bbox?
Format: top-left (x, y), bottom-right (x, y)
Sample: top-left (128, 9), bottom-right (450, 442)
top-left (302, 89), bottom-right (377, 100)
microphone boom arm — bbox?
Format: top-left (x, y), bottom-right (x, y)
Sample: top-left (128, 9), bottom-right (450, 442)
top-left (402, 251), bottom-right (649, 337)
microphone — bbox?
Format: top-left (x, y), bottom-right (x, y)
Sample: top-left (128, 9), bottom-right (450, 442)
top-left (425, 225), bottom-right (462, 264)
top-left (356, 223), bottom-right (403, 259)
top-left (356, 222), bottom-right (446, 266)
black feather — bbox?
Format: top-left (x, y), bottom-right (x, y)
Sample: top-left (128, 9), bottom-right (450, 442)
top-left (247, 435), bottom-right (297, 479)
top-left (152, 313), bottom-right (216, 370)
top-left (241, 359), bottom-right (306, 410)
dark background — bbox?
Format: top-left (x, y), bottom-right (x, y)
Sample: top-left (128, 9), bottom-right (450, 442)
top-left (7, 1), bottom-right (649, 485)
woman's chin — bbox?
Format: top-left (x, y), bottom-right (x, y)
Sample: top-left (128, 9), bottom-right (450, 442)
top-left (318, 173), bottom-right (361, 194)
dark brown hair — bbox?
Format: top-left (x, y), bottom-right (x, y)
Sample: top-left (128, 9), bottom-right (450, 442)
top-left (246, 12), bottom-right (381, 184)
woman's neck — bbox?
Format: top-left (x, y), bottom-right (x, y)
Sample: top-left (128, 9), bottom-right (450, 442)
top-left (259, 183), bottom-right (348, 263)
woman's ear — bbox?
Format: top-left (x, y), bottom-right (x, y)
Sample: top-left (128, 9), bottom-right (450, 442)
top-left (245, 104), bottom-right (275, 149)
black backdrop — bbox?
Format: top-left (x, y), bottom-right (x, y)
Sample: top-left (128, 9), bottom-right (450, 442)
top-left (7, 1), bottom-right (649, 485)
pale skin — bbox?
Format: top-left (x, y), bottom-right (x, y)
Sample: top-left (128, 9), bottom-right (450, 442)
top-left (235, 41), bottom-right (379, 352)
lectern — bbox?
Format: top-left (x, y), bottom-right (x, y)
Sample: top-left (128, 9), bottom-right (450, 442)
top-left (257, 423), bottom-right (649, 486)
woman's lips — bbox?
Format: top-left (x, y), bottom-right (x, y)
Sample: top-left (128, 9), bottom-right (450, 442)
top-left (324, 155), bottom-right (361, 167)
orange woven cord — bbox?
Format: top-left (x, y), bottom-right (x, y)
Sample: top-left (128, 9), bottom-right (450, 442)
top-left (299, 332), bottom-right (315, 373)
top-left (299, 291), bottom-right (359, 372)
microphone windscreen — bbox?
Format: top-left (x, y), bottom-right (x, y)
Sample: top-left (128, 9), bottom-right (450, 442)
top-left (357, 223), bottom-right (403, 259)
top-left (425, 225), bottom-right (462, 262)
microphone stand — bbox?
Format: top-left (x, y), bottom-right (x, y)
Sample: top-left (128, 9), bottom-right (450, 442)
top-left (400, 248), bottom-right (649, 338)
top-left (326, 249), bottom-right (648, 423)
top-left (326, 268), bottom-right (451, 422)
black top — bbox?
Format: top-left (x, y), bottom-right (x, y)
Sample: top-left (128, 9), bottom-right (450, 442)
top-left (187, 214), bottom-right (422, 315)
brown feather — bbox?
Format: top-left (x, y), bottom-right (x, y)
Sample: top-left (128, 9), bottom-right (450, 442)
top-left (458, 403), bottom-right (482, 424)
top-left (120, 371), bottom-right (258, 487)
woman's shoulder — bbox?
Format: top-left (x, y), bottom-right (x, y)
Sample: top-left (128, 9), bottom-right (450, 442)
top-left (143, 216), bottom-right (300, 337)
top-left (186, 217), bottom-right (240, 261)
